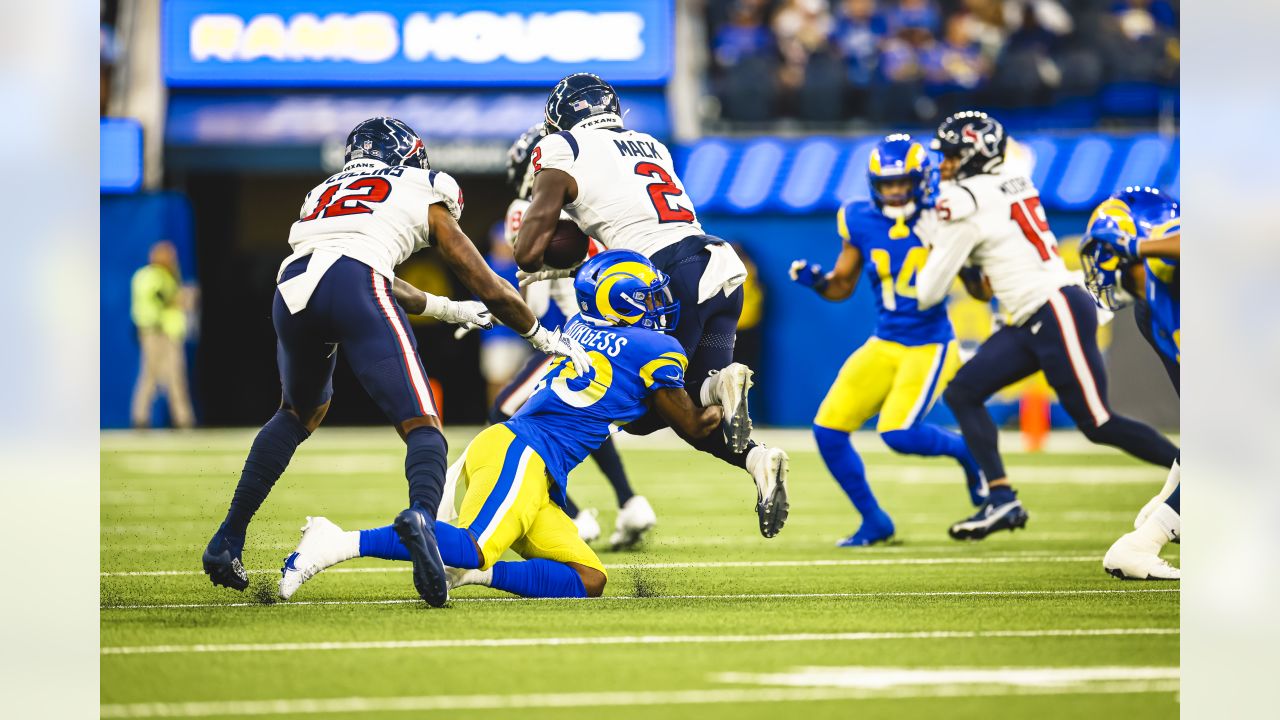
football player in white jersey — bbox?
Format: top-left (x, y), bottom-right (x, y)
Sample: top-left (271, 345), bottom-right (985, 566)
top-left (513, 73), bottom-right (789, 539)
top-left (202, 117), bottom-right (589, 607)
top-left (914, 111), bottom-right (1179, 541)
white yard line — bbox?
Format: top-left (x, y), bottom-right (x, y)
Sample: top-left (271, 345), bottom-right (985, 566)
top-left (102, 587), bottom-right (1178, 611)
top-left (714, 664), bottom-right (1179, 689)
top-left (99, 678), bottom-right (1179, 718)
top-left (101, 627), bottom-right (1178, 656)
top-left (100, 554), bottom-right (1106, 578)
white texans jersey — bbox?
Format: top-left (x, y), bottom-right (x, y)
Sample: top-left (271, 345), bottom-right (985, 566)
top-left (916, 171), bottom-right (1075, 326)
top-left (283, 160), bottom-right (463, 281)
top-left (533, 126), bottom-right (703, 258)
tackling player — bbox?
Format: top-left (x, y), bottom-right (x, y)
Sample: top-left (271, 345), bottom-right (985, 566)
top-left (492, 125), bottom-right (656, 549)
top-left (201, 117), bottom-right (589, 608)
top-left (790, 134), bottom-right (986, 547)
top-left (513, 73), bottom-right (789, 539)
top-left (913, 111), bottom-right (1180, 541)
top-left (278, 250), bottom-right (723, 600)
top-left (1082, 187), bottom-right (1181, 580)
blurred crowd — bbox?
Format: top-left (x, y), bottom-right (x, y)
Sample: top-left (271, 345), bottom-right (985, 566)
top-left (706, 0), bottom-right (1179, 126)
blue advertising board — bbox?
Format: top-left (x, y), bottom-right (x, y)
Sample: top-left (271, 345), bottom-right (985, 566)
top-left (101, 118), bottom-right (144, 193)
top-left (163, 0), bottom-right (673, 87)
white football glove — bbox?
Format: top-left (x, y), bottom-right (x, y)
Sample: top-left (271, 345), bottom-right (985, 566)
top-left (517, 266), bottom-right (577, 288)
top-left (421, 295), bottom-right (493, 339)
top-left (522, 322), bottom-right (592, 374)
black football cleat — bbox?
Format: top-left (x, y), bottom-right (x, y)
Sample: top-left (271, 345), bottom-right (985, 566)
top-left (202, 527), bottom-right (249, 591)
top-left (393, 505), bottom-right (450, 608)
top-left (948, 495), bottom-right (1029, 541)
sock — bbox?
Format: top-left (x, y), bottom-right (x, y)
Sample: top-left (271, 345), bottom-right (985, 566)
top-left (880, 425), bottom-right (970, 459)
top-left (590, 436), bottom-right (635, 507)
top-left (813, 424), bottom-right (880, 516)
top-left (405, 426), bottom-right (449, 517)
top-left (490, 558), bottom-right (587, 598)
top-left (699, 374), bottom-right (718, 406)
top-left (357, 522), bottom-right (482, 568)
top-left (987, 484), bottom-right (1017, 504)
top-left (1081, 415), bottom-right (1180, 468)
top-left (223, 410), bottom-right (311, 537)
top-left (944, 384), bottom-right (1006, 480)
top-left (1163, 484), bottom-right (1180, 514)
top-left (562, 494), bottom-right (582, 519)
top-left (1144, 502), bottom-right (1180, 543)
top-left (358, 525), bottom-right (410, 561)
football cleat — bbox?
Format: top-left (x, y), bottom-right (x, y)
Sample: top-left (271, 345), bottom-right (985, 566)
top-left (837, 509), bottom-right (896, 547)
top-left (202, 525), bottom-right (249, 591)
top-left (278, 516), bottom-right (358, 600)
top-left (714, 363), bottom-right (755, 454)
top-left (747, 445), bottom-right (790, 538)
top-left (574, 508), bottom-right (602, 544)
top-left (1103, 530), bottom-right (1180, 581)
top-left (609, 495), bottom-right (657, 550)
top-left (948, 493), bottom-right (1028, 541)
top-left (393, 505), bottom-right (449, 608)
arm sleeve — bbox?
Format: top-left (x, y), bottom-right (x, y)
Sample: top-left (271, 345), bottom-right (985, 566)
top-left (639, 350), bottom-right (688, 391)
top-left (916, 220), bottom-right (980, 310)
top-left (428, 170), bottom-right (464, 220)
top-left (533, 132), bottom-right (577, 175)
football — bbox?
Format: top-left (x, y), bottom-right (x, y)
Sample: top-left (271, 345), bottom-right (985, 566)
top-left (544, 219), bottom-right (590, 269)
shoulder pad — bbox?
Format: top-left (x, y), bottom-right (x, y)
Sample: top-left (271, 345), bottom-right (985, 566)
top-left (428, 170), bottom-right (464, 220)
top-left (535, 131), bottom-right (578, 172)
top-left (935, 181), bottom-right (979, 222)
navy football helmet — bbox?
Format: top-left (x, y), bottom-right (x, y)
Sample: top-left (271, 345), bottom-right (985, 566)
top-left (344, 117), bottom-right (429, 169)
top-left (505, 124), bottom-right (548, 200)
top-left (545, 73), bottom-right (621, 132)
top-left (931, 111), bottom-right (1007, 180)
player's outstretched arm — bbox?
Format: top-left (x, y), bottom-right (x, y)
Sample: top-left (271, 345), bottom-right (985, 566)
top-left (652, 388), bottom-right (723, 441)
top-left (429, 204), bottom-right (537, 333)
top-left (514, 168), bottom-right (578, 273)
top-left (916, 221), bottom-right (980, 309)
top-left (391, 278), bottom-right (493, 330)
top-left (789, 244), bottom-right (863, 301)
top-left (1139, 233), bottom-right (1180, 259)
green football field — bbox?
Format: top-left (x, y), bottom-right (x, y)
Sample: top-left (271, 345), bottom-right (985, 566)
top-left (101, 427), bottom-right (1179, 719)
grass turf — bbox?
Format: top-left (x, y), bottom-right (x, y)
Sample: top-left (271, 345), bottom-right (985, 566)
top-left (101, 428), bottom-right (1179, 719)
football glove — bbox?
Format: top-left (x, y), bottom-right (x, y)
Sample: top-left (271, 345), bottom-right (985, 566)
top-left (788, 260), bottom-right (828, 291)
top-left (1090, 227), bottom-right (1142, 261)
top-left (522, 322), bottom-right (593, 375)
top-left (421, 296), bottom-right (493, 331)
top-left (517, 266), bottom-right (577, 288)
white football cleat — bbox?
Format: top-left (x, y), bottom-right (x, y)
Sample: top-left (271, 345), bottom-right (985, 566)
top-left (446, 566), bottom-right (491, 591)
top-left (278, 516), bottom-right (359, 600)
top-left (1105, 504), bottom-right (1180, 581)
top-left (711, 363), bottom-right (754, 453)
top-left (746, 445), bottom-right (790, 538)
top-left (1103, 530), bottom-right (1180, 580)
top-left (609, 495), bottom-right (657, 550)
top-left (574, 508), bottom-right (602, 543)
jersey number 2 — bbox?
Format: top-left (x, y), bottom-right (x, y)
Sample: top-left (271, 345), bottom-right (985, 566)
top-left (634, 162), bottom-right (695, 223)
top-left (300, 177), bottom-right (393, 222)
top-left (1009, 196), bottom-right (1056, 261)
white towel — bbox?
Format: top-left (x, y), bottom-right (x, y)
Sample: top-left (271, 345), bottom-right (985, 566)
top-left (697, 242), bottom-right (748, 304)
top-left (276, 250), bottom-right (341, 315)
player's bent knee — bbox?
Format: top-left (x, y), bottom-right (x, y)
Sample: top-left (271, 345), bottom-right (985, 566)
top-left (942, 381), bottom-right (978, 410)
top-left (283, 401), bottom-right (330, 433)
top-left (569, 563), bottom-right (607, 597)
top-left (880, 428), bottom-right (922, 455)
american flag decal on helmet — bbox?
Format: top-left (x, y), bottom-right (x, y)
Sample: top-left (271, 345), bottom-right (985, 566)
top-left (571, 99), bottom-right (591, 111)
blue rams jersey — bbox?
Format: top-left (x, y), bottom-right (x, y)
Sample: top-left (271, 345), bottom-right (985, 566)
top-left (1143, 253), bottom-right (1180, 364)
top-left (504, 315), bottom-right (687, 507)
top-left (838, 201), bottom-right (954, 346)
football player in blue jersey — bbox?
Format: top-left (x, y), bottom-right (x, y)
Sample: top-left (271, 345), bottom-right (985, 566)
top-left (278, 250), bottom-right (724, 600)
top-left (1082, 187), bottom-right (1181, 580)
top-left (790, 134), bottom-right (986, 547)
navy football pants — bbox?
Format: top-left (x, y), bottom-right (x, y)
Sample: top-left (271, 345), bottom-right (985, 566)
top-left (943, 284), bottom-right (1178, 480)
top-left (275, 255), bottom-right (438, 423)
